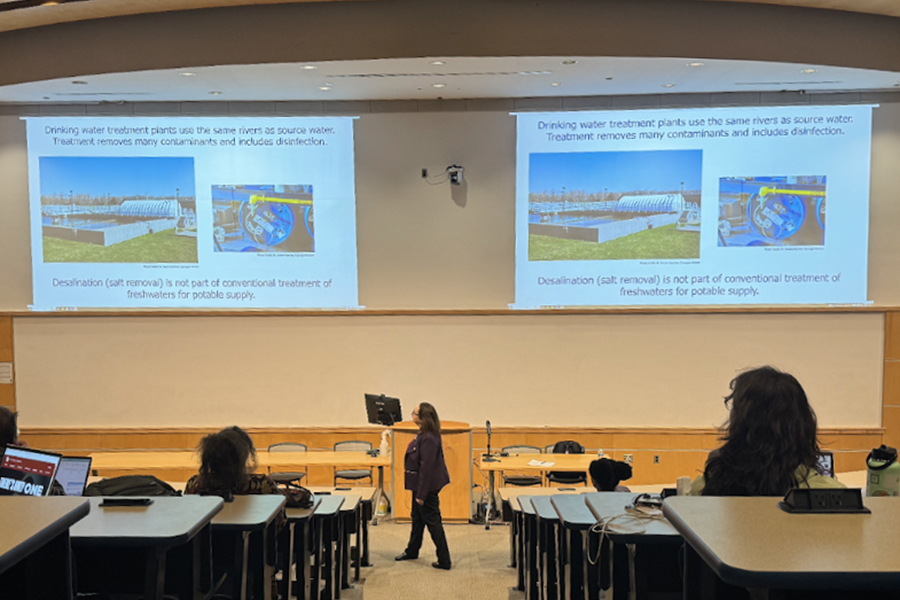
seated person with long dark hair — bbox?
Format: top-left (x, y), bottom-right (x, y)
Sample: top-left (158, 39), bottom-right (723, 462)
top-left (185, 426), bottom-right (280, 496)
top-left (692, 366), bottom-right (844, 496)
top-left (589, 458), bottom-right (632, 492)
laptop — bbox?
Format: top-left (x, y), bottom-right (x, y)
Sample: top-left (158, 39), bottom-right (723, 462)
top-left (0, 445), bottom-right (62, 497)
top-left (54, 456), bottom-right (93, 496)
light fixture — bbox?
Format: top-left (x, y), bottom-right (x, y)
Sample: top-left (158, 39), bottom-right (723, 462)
top-left (71, 80), bottom-right (88, 85)
top-left (432, 83), bottom-right (446, 89)
top-left (208, 91), bottom-right (222, 95)
top-left (561, 60), bottom-right (578, 65)
top-left (801, 69), bottom-right (817, 74)
top-left (180, 72), bottom-right (196, 77)
top-left (301, 65), bottom-right (318, 70)
top-left (430, 60), bottom-right (446, 66)
top-left (606, 77), bottom-right (613, 81)
top-left (687, 62), bottom-right (704, 67)
top-left (318, 86), bottom-right (332, 91)
top-left (662, 83), bottom-right (676, 88)
top-left (550, 82), bottom-right (562, 87)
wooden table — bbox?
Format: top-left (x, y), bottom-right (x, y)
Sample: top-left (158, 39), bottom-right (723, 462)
top-left (584, 492), bottom-right (681, 600)
top-left (0, 497), bottom-right (90, 600)
top-left (212, 495), bottom-right (285, 600)
top-left (70, 496), bottom-right (223, 600)
top-left (664, 496), bottom-right (900, 598)
top-left (477, 454), bottom-right (594, 529)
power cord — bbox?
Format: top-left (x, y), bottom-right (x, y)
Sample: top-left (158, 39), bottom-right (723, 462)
top-left (587, 506), bottom-right (667, 566)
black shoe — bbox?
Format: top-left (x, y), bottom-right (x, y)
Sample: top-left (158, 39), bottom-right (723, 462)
top-left (395, 552), bottom-right (418, 561)
top-left (432, 561), bottom-right (451, 570)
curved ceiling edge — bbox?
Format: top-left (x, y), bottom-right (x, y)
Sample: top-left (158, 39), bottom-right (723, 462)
top-left (0, 0), bottom-right (898, 88)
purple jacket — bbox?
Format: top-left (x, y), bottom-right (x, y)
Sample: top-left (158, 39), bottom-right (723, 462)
top-left (404, 431), bottom-right (450, 501)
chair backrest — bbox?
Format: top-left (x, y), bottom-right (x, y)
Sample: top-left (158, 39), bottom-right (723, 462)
top-left (268, 442), bottom-right (307, 452)
top-left (334, 440), bottom-right (372, 452)
top-left (549, 440), bottom-right (585, 455)
top-left (503, 445), bottom-right (541, 455)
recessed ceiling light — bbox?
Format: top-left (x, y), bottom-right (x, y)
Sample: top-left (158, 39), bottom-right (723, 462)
top-left (430, 61), bottom-right (446, 66)
top-left (180, 72), bottom-right (196, 77)
top-left (561, 60), bottom-right (578, 65)
top-left (801, 69), bottom-right (817, 74)
top-left (662, 83), bottom-right (676, 88)
top-left (208, 91), bottom-right (222, 95)
top-left (42, 2), bottom-right (59, 5)
top-left (71, 80), bottom-right (88, 85)
top-left (550, 82), bottom-right (562, 87)
top-left (318, 86), bottom-right (332, 91)
top-left (687, 62), bottom-right (704, 67)
top-left (301, 65), bottom-right (318, 70)
top-left (432, 83), bottom-right (446, 88)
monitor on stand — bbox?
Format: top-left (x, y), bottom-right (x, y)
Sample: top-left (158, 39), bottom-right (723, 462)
top-left (365, 394), bottom-right (403, 426)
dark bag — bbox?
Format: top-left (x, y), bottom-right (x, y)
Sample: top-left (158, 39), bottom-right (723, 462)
top-left (84, 474), bottom-right (181, 497)
top-left (277, 479), bottom-right (314, 508)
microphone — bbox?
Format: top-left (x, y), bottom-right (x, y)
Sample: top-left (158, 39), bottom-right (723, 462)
top-left (483, 419), bottom-right (498, 462)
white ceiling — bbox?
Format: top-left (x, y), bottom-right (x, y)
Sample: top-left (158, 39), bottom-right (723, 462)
top-left (1, 55), bottom-right (899, 104)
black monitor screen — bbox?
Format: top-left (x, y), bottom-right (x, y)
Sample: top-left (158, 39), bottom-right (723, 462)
top-left (365, 394), bottom-right (402, 426)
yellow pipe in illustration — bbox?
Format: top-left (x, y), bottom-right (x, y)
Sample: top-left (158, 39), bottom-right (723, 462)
top-left (249, 194), bottom-right (313, 206)
top-left (759, 187), bottom-right (826, 197)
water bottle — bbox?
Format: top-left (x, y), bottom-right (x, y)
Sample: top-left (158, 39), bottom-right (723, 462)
top-left (866, 445), bottom-right (900, 497)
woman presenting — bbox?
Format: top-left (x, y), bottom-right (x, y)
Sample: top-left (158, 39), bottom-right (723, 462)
top-left (395, 402), bottom-right (452, 570)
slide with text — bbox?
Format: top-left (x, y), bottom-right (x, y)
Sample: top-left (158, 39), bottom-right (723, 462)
top-left (515, 104), bottom-right (873, 307)
top-left (25, 116), bottom-right (358, 310)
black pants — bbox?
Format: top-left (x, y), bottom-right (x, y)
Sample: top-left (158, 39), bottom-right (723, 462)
top-left (404, 491), bottom-right (451, 566)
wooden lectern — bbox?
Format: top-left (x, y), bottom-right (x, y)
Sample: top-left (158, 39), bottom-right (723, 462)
top-left (392, 421), bottom-right (473, 523)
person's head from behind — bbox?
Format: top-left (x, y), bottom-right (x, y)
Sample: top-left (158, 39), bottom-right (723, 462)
top-left (415, 402), bottom-right (441, 435)
top-left (0, 406), bottom-right (18, 448)
top-left (703, 365), bottom-right (820, 496)
top-left (221, 426), bottom-right (257, 470)
top-left (196, 428), bottom-right (252, 492)
top-left (589, 458), bottom-right (632, 491)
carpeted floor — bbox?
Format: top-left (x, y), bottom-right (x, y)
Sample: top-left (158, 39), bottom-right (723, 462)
top-left (359, 521), bottom-right (516, 600)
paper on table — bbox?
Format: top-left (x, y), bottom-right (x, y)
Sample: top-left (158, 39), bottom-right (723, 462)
top-left (527, 459), bottom-right (555, 467)
top-left (0, 363), bottom-right (12, 384)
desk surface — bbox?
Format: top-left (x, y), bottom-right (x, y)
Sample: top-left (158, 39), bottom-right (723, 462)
top-left (477, 454), bottom-right (595, 472)
top-left (71, 496), bottom-right (223, 548)
top-left (550, 494), bottom-right (596, 530)
top-left (664, 496), bottom-right (900, 589)
top-left (0, 497), bottom-right (91, 575)
top-left (212, 494), bottom-right (285, 531)
top-left (307, 486), bottom-right (376, 503)
top-left (500, 486), bottom-right (590, 503)
top-left (530, 496), bottom-right (561, 522)
top-left (584, 492), bottom-right (679, 541)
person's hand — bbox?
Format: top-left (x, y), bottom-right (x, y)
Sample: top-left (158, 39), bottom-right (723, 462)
top-left (416, 498), bottom-right (424, 505)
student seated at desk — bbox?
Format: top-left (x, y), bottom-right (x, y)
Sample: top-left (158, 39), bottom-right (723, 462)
top-left (589, 458), bottom-right (632, 492)
top-left (1, 406), bottom-right (66, 496)
top-left (185, 426), bottom-right (280, 496)
top-left (692, 366), bottom-right (845, 496)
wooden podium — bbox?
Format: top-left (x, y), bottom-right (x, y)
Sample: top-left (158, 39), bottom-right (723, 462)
top-left (391, 421), bottom-right (472, 523)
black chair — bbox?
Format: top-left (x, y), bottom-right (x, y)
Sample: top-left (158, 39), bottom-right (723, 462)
top-left (334, 440), bottom-right (373, 486)
top-left (267, 442), bottom-right (307, 484)
top-left (501, 445), bottom-right (543, 487)
top-left (545, 441), bottom-right (588, 486)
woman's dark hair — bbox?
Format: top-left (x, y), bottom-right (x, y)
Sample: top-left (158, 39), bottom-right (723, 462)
top-left (589, 458), bottom-right (633, 491)
top-left (417, 402), bottom-right (441, 435)
top-left (0, 406), bottom-right (17, 447)
top-left (222, 426), bottom-right (258, 471)
top-left (195, 427), bottom-right (255, 492)
top-left (702, 366), bottom-right (820, 496)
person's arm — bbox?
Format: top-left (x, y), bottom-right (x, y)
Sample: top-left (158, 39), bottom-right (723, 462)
top-left (416, 434), bottom-right (439, 503)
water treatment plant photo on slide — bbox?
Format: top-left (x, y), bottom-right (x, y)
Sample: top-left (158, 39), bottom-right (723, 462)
top-left (527, 149), bottom-right (702, 261)
top-left (38, 156), bottom-right (198, 263)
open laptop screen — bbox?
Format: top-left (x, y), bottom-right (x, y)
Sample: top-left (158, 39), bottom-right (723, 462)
top-left (54, 456), bottom-right (92, 496)
top-left (0, 445), bottom-right (62, 497)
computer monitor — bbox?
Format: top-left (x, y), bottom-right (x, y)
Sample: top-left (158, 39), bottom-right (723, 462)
top-left (365, 394), bottom-right (403, 426)
top-left (0, 445), bottom-right (62, 497)
top-left (54, 456), bottom-right (93, 496)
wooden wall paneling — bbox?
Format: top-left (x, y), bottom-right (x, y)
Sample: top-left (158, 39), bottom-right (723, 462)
top-left (884, 312), bottom-right (900, 360)
top-left (0, 315), bottom-right (13, 410)
top-left (881, 407), bottom-right (900, 450)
